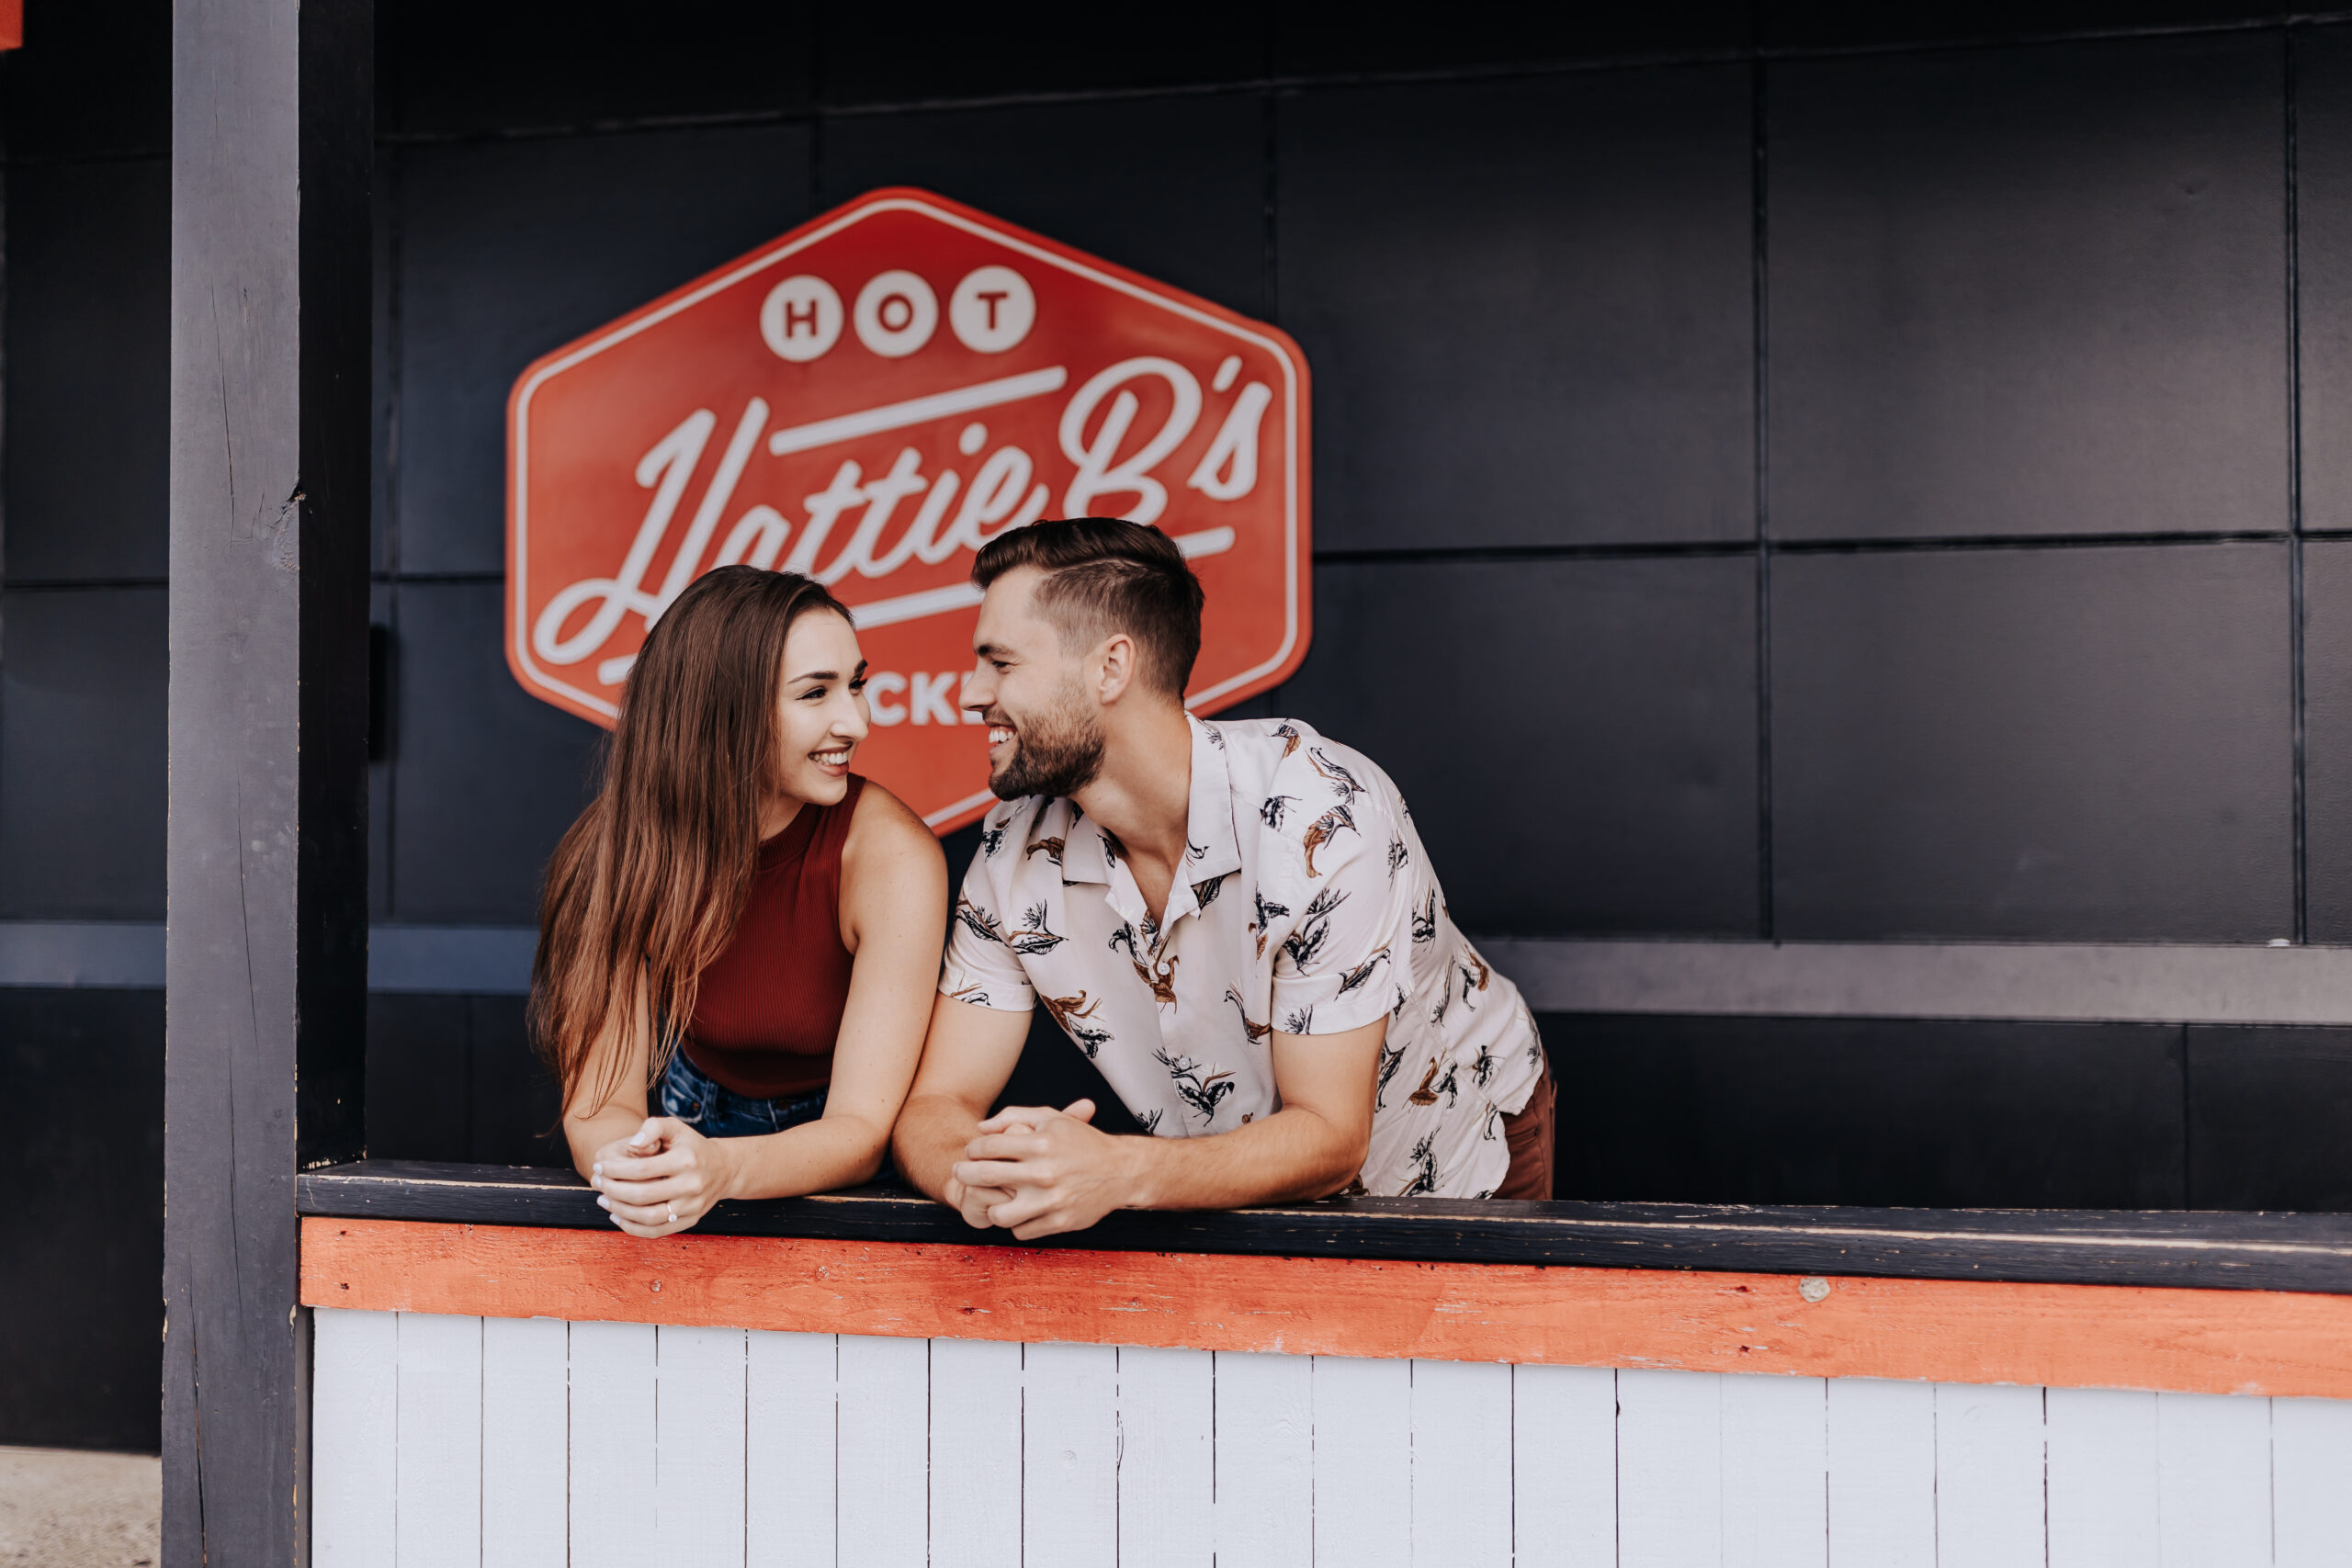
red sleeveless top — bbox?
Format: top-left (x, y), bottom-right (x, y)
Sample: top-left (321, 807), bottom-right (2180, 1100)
top-left (682, 775), bottom-right (865, 1100)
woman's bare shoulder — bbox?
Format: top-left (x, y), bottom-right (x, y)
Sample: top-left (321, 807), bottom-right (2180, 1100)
top-left (842, 777), bottom-right (947, 873)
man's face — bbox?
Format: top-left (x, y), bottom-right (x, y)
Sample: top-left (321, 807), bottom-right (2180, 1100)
top-left (965, 566), bottom-right (1106, 800)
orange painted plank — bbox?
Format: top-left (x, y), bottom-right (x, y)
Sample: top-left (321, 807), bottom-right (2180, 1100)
top-left (302, 1217), bottom-right (2352, 1400)
top-left (0, 0), bottom-right (21, 51)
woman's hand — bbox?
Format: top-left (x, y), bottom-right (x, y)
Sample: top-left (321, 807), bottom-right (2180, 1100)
top-left (589, 1117), bottom-right (738, 1238)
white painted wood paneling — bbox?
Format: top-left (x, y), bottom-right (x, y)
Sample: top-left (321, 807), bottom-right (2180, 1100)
top-left (1826, 1379), bottom-right (1934, 1568)
top-left (481, 1315), bottom-right (569, 1568)
top-left (929, 1337), bottom-right (1021, 1568)
top-left (313, 1304), bottom-right (2352, 1568)
top-left (394, 1312), bottom-right (482, 1568)
top-left (2156, 1390), bottom-right (2272, 1567)
top-left (657, 1325), bottom-right (748, 1568)
top-left (1309, 1355), bottom-right (1410, 1568)
top-left (1720, 1373), bottom-right (1825, 1568)
top-left (746, 1331), bottom-right (836, 1568)
top-left (1117, 1345), bottom-right (1215, 1568)
top-left (2047, 1387), bottom-right (2159, 1568)
top-left (312, 1307), bottom-right (399, 1568)
top-left (2275, 1395), bottom-right (2352, 1567)
top-left (836, 1332), bottom-right (929, 1568)
top-left (1933, 1382), bottom-right (2043, 1568)
top-left (1411, 1359), bottom-right (1512, 1568)
top-left (570, 1319), bottom-right (658, 1568)
top-left (1618, 1368), bottom-right (1721, 1568)
top-left (1026, 1341), bottom-right (1119, 1568)
top-left (1510, 1365), bottom-right (1616, 1568)
top-left (1215, 1350), bottom-right (1313, 1568)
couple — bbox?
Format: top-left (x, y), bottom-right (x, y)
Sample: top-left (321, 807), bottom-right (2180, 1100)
top-left (536, 519), bottom-right (1554, 1240)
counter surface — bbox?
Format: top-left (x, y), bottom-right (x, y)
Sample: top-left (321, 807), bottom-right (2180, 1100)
top-left (300, 1160), bottom-right (2352, 1293)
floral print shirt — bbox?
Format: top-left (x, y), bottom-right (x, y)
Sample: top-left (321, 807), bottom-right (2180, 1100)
top-left (938, 715), bottom-right (1544, 1199)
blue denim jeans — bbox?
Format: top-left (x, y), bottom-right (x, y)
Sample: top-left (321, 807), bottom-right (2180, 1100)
top-left (657, 1047), bottom-right (828, 1138)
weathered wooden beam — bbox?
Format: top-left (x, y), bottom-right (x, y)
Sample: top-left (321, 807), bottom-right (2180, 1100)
top-left (164, 0), bottom-right (371, 1562)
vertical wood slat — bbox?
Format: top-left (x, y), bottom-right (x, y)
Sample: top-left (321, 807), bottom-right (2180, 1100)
top-left (931, 1337), bottom-right (1022, 1568)
top-left (324, 1309), bottom-right (2352, 1567)
top-left (311, 1307), bottom-right (398, 1568)
top-left (2048, 1387), bottom-right (2159, 1568)
top-left (658, 1325), bottom-right (749, 1568)
top-left (1933, 1382), bottom-right (2044, 1568)
top-left (2156, 1391), bottom-right (2273, 1567)
top-left (2274, 1395), bottom-right (2352, 1567)
top-left (1027, 1341), bottom-right (1120, 1568)
top-left (1826, 1379), bottom-right (1935, 1568)
top-left (1309, 1356), bottom-right (1411, 1568)
top-left (1618, 1368), bottom-right (1721, 1568)
top-left (1720, 1373), bottom-right (1826, 1568)
top-left (394, 1313), bottom-right (482, 1568)
top-left (1511, 1365), bottom-right (1616, 1568)
top-left (1118, 1346), bottom-right (1215, 1568)
top-left (571, 1320), bottom-right (658, 1568)
top-left (837, 1333), bottom-right (930, 1568)
top-left (1215, 1350), bottom-right (1314, 1568)
top-left (482, 1315), bottom-right (569, 1568)
top-left (747, 1331), bottom-right (837, 1568)
top-left (1412, 1359), bottom-right (1514, 1568)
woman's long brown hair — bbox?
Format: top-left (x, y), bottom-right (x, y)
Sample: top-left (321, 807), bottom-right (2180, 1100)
top-left (531, 567), bottom-right (854, 1115)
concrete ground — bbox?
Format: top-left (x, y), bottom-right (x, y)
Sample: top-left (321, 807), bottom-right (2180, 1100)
top-left (0, 1446), bottom-right (159, 1567)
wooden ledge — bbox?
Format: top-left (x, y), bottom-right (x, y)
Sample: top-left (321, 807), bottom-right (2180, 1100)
top-left (299, 1160), bottom-right (2352, 1294)
top-left (301, 1216), bottom-right (2352, 1399)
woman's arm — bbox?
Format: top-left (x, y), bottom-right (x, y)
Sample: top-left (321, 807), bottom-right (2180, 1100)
top-left (561, 984), bottom-right (658, 1180)
top-left (591, 784), bottom-right (948, 1235)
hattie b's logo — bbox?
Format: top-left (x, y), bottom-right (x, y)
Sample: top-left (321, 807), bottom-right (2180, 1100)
top-left (507, 187), bottom-right (1310, 831)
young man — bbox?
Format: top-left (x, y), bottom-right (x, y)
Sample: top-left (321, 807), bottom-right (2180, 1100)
top-left (892, 519), bottom-right (1554, 1237)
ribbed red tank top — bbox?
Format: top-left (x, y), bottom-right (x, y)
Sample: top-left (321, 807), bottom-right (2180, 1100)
top-left (682, 775), bottom-right (865, 1100)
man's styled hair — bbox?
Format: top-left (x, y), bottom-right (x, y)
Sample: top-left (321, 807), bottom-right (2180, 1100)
top-left (973, 518), bottom-right (1205, 697)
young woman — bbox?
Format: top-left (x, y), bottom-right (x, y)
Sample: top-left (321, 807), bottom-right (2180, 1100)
top-left (531, 566), bottom-right (948, 1236)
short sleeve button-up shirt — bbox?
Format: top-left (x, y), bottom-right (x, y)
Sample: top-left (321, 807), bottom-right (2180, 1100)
top-left (937, 715), bottom-right (1544, 1199)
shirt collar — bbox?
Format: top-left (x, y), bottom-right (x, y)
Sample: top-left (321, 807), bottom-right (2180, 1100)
top-left (1046, 715), bottom-right (1243, 895)
top-left (1179, 715), bottom-right (1243, 888)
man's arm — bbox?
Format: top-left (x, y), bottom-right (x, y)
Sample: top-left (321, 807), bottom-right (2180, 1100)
top-left (950, 1017), bottom-right (1383, 1239)
top-left (892, 992), bottom-right (1035, 1227)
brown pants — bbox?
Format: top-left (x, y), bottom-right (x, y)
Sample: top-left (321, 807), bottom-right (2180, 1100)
top-left (1494, 1064), bottom-right (1555, 1200)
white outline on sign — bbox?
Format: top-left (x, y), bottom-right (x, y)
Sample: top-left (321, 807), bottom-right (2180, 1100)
top-left (512, 194), bottom-right (1305, 823)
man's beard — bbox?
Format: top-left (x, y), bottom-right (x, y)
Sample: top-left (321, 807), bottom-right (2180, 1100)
top-left (989, 686), bottom-right (1105, 799)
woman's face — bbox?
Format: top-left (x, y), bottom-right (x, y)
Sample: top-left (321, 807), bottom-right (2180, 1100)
top-left (772, 610), bottom-right (871, 807)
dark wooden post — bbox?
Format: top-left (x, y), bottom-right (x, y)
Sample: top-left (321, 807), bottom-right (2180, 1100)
top-left (164, 1), bottom-right (372, 1562)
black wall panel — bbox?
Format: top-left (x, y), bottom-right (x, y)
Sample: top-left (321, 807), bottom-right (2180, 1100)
top-left (0, 589), bottom-right (168, 920)
top-left (1278, 69), bottom-right (1755, 551)
top-left (820, 95), bottom-right (1271, 318)
top-left (387, 583), bottom-right (603, 922)
top-left (368, 992), bottom-right (568, 1167)
top-left (1772, 544), bottom-right (2291, 940)
top-left (392, 126), bottom-right (816, 576)
top-left (1272, 2), bottom-right (1752, 76)
top-left (2187, 1024), bottom-right (2352, 1209)
top-left (1547, 1011), bottom-right (2188, 1209)
top-left (1761, 1), bottom-right (2289, 51)
top-left (2293, 26), bottom-right (2352, 533)
top-left (0, 0), bottom-right (168, 162)
top-left (5, 158), bottom-right (169, 583)
top-left (0, 988), bottom-right (163, 1450)
top-left (1279, 557), bottom-right (1759, 936)
top-left (378, 0), bottom-right (815, 137)
top-left (1770, 34), bottom-right (2287, 540)
top-left (820, 1), bottom-right (1264, 106)
top-left (2302, 540), bottom-right (2352, 938)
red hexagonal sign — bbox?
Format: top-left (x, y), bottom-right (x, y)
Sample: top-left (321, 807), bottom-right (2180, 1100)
top-left (507, 187), bottom-right (1310, 831)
